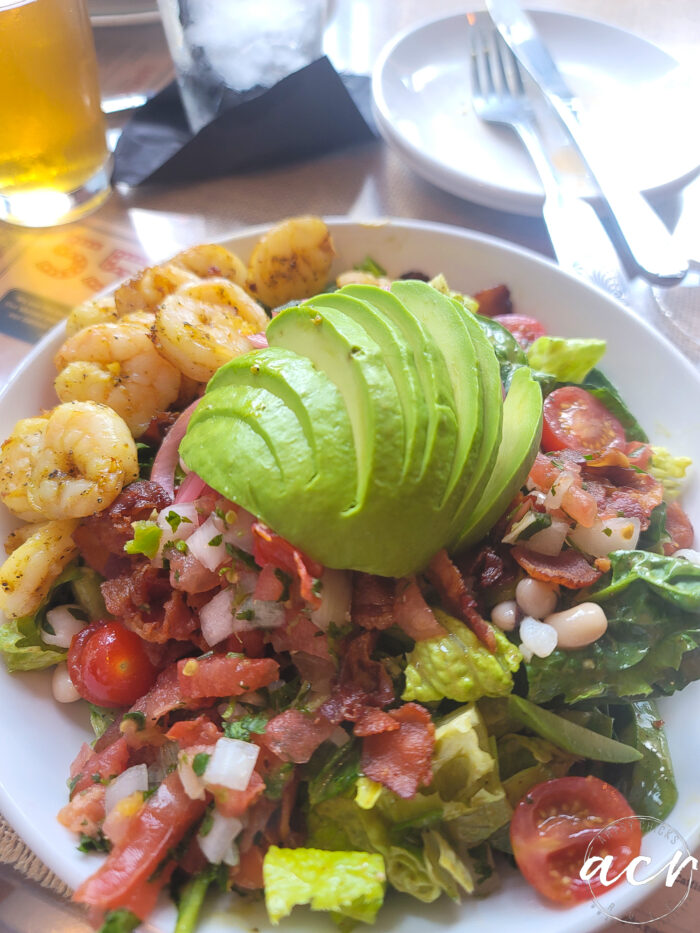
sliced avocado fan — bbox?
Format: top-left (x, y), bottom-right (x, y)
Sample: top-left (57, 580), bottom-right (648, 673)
top-left (180, 281), bottom-right (543, 576)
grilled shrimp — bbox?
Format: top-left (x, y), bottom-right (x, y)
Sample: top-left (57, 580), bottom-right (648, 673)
top-left (0, 519), bottom-right (78, 619)
top-left (154, 279), bottom-right (268, 382)
top-left (114, 262), bottom-right (199, 316)
top-left (65, 296), bottom-right (120, 336)
top-left (0, 401), bottom-right (139, 521)
top-left (246, 215), bottom-right (335, 308)
top-left (54, 314), bottom-right (181, 437)
top-left (173, 243), bottom-right (248, 286)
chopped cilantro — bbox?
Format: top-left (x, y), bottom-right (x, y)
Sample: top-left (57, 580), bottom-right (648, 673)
top-left (192, 752), bottom-right (210, 777)
top-left (224, 711), bottom-right (269, 742)
top-left (236, 608), bottom-right (254, 621)
top-left (165, 510), bottom-right (192, 533)
top-left (122, 710), bottom-right (146, 731)
top-left (209, 534), bottom-right (223, 547)
top-left (124, 521), bottom-right (162, 559)
top-left (312, 577), bottom-right (323, 596)
top-left (225, 542), bottom-right (257, 569)
top-left (274, 568), bottom-right (292, 602)
top-left (78, 831), bottom-right (111, 853)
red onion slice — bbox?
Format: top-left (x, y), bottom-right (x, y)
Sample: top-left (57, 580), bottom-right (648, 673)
top-left (150, 398), bottom-right (202, 499)
top-left (247, 332), bottom-right (268, 348)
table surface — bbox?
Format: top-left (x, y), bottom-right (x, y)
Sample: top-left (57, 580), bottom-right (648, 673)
top-left (1, 1), bottom-right (699, 931)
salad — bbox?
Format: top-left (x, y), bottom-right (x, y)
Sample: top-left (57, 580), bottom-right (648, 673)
top-left (0, 216), bottom-right (698, 933)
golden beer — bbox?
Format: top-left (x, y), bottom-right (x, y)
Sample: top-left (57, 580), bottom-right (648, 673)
top-left (0, 0), bottom-right (110, 226)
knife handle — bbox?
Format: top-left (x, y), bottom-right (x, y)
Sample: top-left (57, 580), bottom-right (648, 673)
top-left (551, 99), bottom-right (687, 286)
top-left (516, 117), bottom-right (631, 304)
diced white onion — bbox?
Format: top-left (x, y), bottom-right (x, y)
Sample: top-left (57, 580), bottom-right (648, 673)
top-left (43, 606), bottom-right (85, 648)
top-left (223, 842), bottom-right (240, 867)
top-left (502, 511), bottom-right (539, 545)
top-left (178, 753), bottom-right (207, 800)
top-left (569, 516), bottom-right (640, 558)
top-left (200, 589), bottom-right (236, 647)
top-left (105, 764), bottom-right (149, 815)
top-left (673, 548), bottom-right (700, 565)
top-left (233, 597), bottom-right (286, 632)
top-left (544, 471), bottom-right (576, 511)
top-left (187, 515), bottom-right (229, 570)
top-left (523, 518), bottom-right (570, 556)
top-left (52, 663), bottom-right (81, 703)
top-left (310, 569), bottom-right (352, 632)
top-left (203, 737), bottom-right (259, 791)
top-left (197, 812), bottom-right (243, 865)
top-left (520, 615), bottom-right (558, 658)
top-left (158, 502), bottom-right (200, 539)
top-left (221, 507), bottom-right (256, 555)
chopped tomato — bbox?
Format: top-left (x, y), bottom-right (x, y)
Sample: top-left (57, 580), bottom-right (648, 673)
top-left (231, 844), bottom-right (266, 890)
top-left (68, 621), bottom-right (157, 708)
top-left (70, 737), bottom-right (130, 798)
top-left (251, 522), bottom-right (323, 605)
top-left (222, 627), bottom-right (266, 658)
top-left (493, 313), bottom-right (547, 349)
top-left (664, 500), bottom-right (695, 555)
top-left (73, 771), bottom-right (206, 919)
top-left (510, 776), bottom-right (641, 905)
top-left (210, 770), bottom-right (265, 817)
top-left (542, 387), bottom-right (626, 454)
top-left (177, 654), bottom-right (279, 698)
top-left (165, 715), bottom-right (222, 748)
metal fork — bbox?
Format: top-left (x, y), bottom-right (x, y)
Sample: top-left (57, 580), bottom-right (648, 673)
top-left (468, 16), bottom-right (630, 303)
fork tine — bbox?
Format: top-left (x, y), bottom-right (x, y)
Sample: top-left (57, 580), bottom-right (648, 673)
top-left (467, 18), bottom-right (482, 97)
top-left (479, 23), bottom-right (497, 97)
top-left (505, 42), bottom-right (527, 96)
top-left (489, 26), bottom-right (510, 98)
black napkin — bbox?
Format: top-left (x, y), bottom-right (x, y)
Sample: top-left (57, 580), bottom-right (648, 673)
top-left (112, 56), bottom-right (378, 187)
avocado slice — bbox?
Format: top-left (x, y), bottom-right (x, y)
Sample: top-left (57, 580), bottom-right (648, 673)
top-left (203, 346), bottom-right (356, 513)
top-left (391, 280), bottom-right (482, 505)
top-left (304, 291), bottom-right (423, 484)
top-left (447, 306), bottom-right (504, 539)
top-left (341, 283), bottom-right (458, 498)
top-left (451, 366), bottom-right (543, 552)
top-left (266, 302), bottom-right (404, 513)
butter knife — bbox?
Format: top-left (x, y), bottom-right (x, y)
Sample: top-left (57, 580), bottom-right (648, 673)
top-left (485, 0), bottom-right (688, 286)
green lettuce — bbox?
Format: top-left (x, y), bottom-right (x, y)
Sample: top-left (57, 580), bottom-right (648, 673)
top-left (497, 732), bottom-right (577, 807)
top-left (263, 846), bottom-right (386, 924)
top-left (0, 613), bottom-right (67, 672)
top-left (527, 336), bottom-right (606, 383)
top-left (526, 550), bottom-right (700, 703)
top-left (402, 611), bottom-right (521, 703)
top-left (308, 703), bottom-right (510, 904)
top-left (428, 274), bottom-right (479, 313)
top-left (649, 446), bottom-right (692, 501)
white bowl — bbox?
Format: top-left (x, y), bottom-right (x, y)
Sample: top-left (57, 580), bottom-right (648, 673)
top-left (1, 218), bottom-right (698, 933)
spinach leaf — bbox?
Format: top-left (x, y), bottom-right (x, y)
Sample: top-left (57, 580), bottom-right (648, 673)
top-left (612, 701), bottom-right (678, 821)
top-left (576, 368), bottom-right (648, 442)
top-left (526, 551), bottom-right (700, 704)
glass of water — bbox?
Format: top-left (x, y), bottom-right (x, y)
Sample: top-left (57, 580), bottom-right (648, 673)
top-left (157, 0), bottom-right (329, 134)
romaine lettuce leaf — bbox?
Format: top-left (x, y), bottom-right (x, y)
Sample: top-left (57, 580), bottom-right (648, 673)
top-left (402, 611), bottom-right (521, 703)
top-left (527, 336), bottom-right (606, 383)
top-left (262, 846), bottom-right (386, 924)
top-left (649, 446), bottom-right (692, 501)
top-left (526, 551), bottom-right (700, 703)
top-left (0, 613), bottom-right (67, 672)
top-left (497, 733), bottom-right (576, 807)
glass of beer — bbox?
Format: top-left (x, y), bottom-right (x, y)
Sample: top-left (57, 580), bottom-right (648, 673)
top-left (0, 0), bottom-right (111, 227)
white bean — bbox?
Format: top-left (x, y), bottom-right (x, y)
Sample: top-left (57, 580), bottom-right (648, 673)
top-left (491, 599), bottom-right (518, 631)
top-left (52, 663), bottom-right (81, 703)
top-left (544, 602), bottom-right (608, 649)
top-left (515, 577), bottom-right (557, 619)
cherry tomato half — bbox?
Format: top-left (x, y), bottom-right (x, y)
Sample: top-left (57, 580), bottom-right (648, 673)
top-left (510, 776), bottom-right (641, 905)
top-left (493, 313), bottom-right (547, 349)
top-left (68, 621), bottom-right (157, 708)
top-left (542, 386), bottom-right (626, 454)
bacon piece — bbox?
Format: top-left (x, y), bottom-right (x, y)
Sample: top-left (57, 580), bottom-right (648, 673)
top-left (321, 631), bottom-right (395, 724)
top-left (354, 707), bottom-right (400, 737)
top-left (70, 737), bottom-right (130, 798)
top-left (211, 770), bottom-right (265, 817)
top-left (584, 472), bottom-right (663, 531)
top-left (361, 702), bottom-right (434, 799)
top-left (168, 551), bottom-right (221, 594)
top-left (102, 563), bottom-right (197, 644)
top-left (352, 573), bottom-right (396, 630)
top-left (394, 579), bottom-right (445, 640)
top-left (165, 715), bottom-right (222, 748)
top-left (512, 545), bottom-right (602, 589)
top-left (252, 522), bottom-right (323, 606)
top-left (473, 284), bottom-right (512, 317)
top-left (140, 411), bottom-right (179, 446)
top-left (270, 613), bottom-right (332, 661)
top-left (260, 709), bottom-right (335, 763)
top-left (73, 480), bottom-right (172, 576)
top-left (427, 549), bottom-right (497, 651)
top-left (177, 654), bottom-right (279, 699)
top-left (58, 785), bottom-right (106, 836)
top-left (293, 651), bottom-right (336, 701)
top-left (663, 500), bottom-right (695, 555)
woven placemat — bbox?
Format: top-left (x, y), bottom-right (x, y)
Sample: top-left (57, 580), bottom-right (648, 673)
top-left (0, 813), bottom-right (71, 899)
